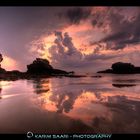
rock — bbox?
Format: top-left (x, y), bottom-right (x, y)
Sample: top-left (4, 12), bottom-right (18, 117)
top-left (97, 62), bottom-right (140, 74)
top-left (27, 58), bottom-right (53, 74)
top-left (6, 70), bottom-right (23, 75)
top-left (65, 75), bottom-right (87, 78)
top-left (0, 68), bottom-right (6, 73)
top-left (97, 69), bottom-right (113, 73)
top-left (135, 67), bottom-right (140, 73)
top-left (27, 58), bottom-right (70, 75)
top-left (0, 58), bottom-right (77, 81)
top-left (52, 69), bottom-right (69, 75)
top-left (112, 84), bottom-right (136, 88)
top-left (112, 62), bottom-right (135, 74)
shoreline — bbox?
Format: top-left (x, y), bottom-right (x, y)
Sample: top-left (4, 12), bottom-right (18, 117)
top-left (0, 72), bottom-right (87, 81)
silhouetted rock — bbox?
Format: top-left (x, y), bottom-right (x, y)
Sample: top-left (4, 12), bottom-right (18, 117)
top-left (97, 62), bottom-right (140, 74)
top-left (52, 69), bottom-right (69, 75)
top-left (112, 84), bottom-right (136, 88)
top-left (0, 68), bottom-right (6, 73)
top-left (6, 70), bottom-right (23, 75)
top-left (0, 53), bottom-right (3, 69)
top-left (112, 62), bottom-right (135, 74)
top-left (0, 57), bottom-right (83, 81)
top-left (26, 58), bottom-right (71, 75)
top-left (27, 58), bottom-right (53, 74)
top-left (97, 69), bottom-right (113, 73)
top-left (135, 67), bottom-right (140, 73)
top-left (65, 75), bottom-right (87, 78)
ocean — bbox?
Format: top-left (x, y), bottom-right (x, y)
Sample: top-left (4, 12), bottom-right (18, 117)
top-left (0, 74), bottom-right (140, 133)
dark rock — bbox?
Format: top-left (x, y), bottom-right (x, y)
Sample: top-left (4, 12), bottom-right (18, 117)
top-left (0, 58), bottom-right (79, 81)
top-left (112, 84), bottom-right (136, 88)
top-left (135, 67), bottom-right (140, 73)
top-left (97, 69), bottom-right (113, 73)
top-left (112, 62), bottom-right (135, 74)
top-left (52, 69), bottom-right (69, 75)
top-left (27, 58), bottom-right (53, 74)
top-left (65, 75), bottom-right (86, 78)
top-left (97, 62), bottom-right (140, 74)
top-left (6, 70), bottom-right (23, 75)
top-left (26, 58), bottom-right (74, 76)
top-left (0, 68), bottom-right (6, 73)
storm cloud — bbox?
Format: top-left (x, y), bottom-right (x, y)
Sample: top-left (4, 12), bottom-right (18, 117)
top-left (92, 7), bottom-right (140, 50)
top-left (48, 31), bottom-right (122, 72)
top-left (59, 7), bottom-right (91, 24)
top-left (0, 7), bottom-right (68, 70)
top-left (0, 7), bottom-right (140, 72)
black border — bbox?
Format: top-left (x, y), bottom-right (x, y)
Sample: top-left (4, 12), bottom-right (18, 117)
top-left (0, 0), bottom-right (140, 6)
top-left (0, 134), bottom-right (140, 140)
top-left (0, 0), bottom-right (140, 139)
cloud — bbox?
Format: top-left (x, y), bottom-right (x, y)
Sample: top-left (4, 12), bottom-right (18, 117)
top-left (59, 7), bottom-right (91, 25)
top-left (2, 55), bottom-right (18, 70)
top-left (1, 7), bottom-right (140, 73)
top-left (48, 31), bottom-right (122, 72)
top-left (0, 7), bottom-right (68, 71)
top-left (25, 7), bottom-right (140, 73)
top-left (91, 7), bottom-right (140, 50)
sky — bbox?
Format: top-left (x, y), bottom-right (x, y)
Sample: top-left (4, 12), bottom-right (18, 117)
top-left (0, 7), bottom-right (140, 73)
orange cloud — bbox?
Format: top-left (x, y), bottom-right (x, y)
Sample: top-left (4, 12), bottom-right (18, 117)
top-left (2, 55), bottom-right (18, 71)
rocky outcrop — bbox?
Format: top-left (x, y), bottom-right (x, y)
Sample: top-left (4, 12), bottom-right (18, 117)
top-left (111, 62), bottom-right (135, 74)
top-left (97, 69), bottom-right (113, 74)
top-left (97, 62), bottom-right (140, 74)
top-left (26, 58), bottom-right (69, 75)
top-left (0, 68), bottom-right (6, 73)
top-left (0, 58), bottom-right (76, 80)
top-left (112, 84), bottom-right (136, 88)
top-left (27, 58), bottom-right (53, 74)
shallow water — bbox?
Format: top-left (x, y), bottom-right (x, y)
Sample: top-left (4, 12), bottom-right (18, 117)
top-left (0, 74), bottom-right (140, 133)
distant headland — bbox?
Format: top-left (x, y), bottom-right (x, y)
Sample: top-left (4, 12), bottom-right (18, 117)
top-left (0, 56), bottom-right (85, 81)
top-left (97, 62), bottom-right (140, 74)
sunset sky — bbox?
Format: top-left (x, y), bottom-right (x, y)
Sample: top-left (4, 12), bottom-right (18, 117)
top-left (0, 7), bottom-right (140, 73)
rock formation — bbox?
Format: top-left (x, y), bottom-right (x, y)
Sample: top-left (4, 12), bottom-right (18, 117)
top-left (97, 62), bottom-right (140, 74)
top-left (0, 58), bottom-right (75, 80)
top-left (27, 58), bottom-right (69, 75)
top-left (27, 58), bottom-right (53, 74)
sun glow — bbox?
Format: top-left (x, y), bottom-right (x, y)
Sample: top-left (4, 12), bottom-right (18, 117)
top-left (2, 55), bottom-right (18, 71)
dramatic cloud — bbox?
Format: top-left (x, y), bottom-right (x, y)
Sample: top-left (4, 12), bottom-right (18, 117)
top-left (0, 7), bottom-right (140, 73)
top-left (0, 7), bottom-right (68, 71)
top-left (59, 7), bottom-right (91, 25)
top-left (92, 7), bottom-right (140, 50)
top-left (48, 31), bottom-right (122, 72)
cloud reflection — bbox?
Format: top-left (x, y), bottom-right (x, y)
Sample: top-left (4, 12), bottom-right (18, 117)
top-left (31, 76), bottom-right (140, 133)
